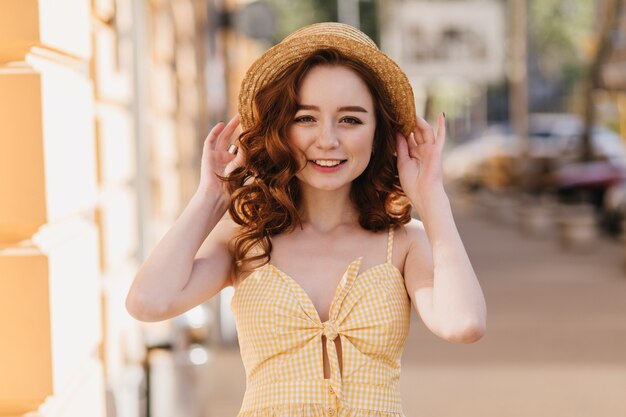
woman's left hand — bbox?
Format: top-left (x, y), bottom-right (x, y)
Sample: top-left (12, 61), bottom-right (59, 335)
top-left (395, 112), bottom-right (447, 214)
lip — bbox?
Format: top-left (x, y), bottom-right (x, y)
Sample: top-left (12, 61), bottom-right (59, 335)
top-left (308, 159), bottom-right (347, 173)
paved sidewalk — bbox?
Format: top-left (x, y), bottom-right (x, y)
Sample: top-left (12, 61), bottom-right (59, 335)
top-left (204, 194), bottom-right (626, 417)
top-left (398, 195), bottom-right (626, 417)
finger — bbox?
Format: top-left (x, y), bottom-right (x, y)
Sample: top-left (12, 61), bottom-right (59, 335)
top-left (225, 145), bottom-right (246, 175)
top-left (206, 121), bottom-right (226, 150)
top-left (415, 115), bottom-right (435, 144)
top-left (395, 132), bottom-right (411, 165)
top-left (216, 114), bottom-right (241, 151)
top-left (225, 126), bottom-right (247, 174)
top-left (406, 132), bottom-right (420, 158)
top-left (225, 130), bottom-right (250, 173)
top-left (435, 112), bottom-right (446, 147)
top-left (412, 124), bottom-right (427, 145)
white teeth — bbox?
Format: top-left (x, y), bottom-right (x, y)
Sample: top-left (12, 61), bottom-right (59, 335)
top-left (313, 160), bottom-right (343, 167)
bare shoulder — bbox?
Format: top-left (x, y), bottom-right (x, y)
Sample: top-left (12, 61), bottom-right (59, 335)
top-left (197, 210), bottom-right (240, 254)
top-left (397, 217), bottom-right (428, 244)
top-left (208, 212), bottom-right (267, 288)
top-left (395, 218), bottom-right (434, 292)
top-left (195, 210), bottom-right (243, 287)
top-left (394, 218), bottom-right (430, 265)
top-left (211, 210), bottom-right (243, 245)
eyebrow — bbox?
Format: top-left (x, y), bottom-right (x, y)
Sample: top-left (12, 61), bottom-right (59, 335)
top-left (297, 104), bottom-right (368, 113)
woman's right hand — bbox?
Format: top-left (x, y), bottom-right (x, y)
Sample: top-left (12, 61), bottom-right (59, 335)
top-left (197, 114), bottom-right (245, 199)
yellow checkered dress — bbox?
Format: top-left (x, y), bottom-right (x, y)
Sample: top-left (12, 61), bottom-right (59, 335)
top-left (230, 226), bottom-right (411, 417)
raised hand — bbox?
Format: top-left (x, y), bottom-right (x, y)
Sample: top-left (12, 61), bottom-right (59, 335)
top-left (395, 112), bottom-right (447, 215)
top-left (197, 114), bottom-right (245, 199)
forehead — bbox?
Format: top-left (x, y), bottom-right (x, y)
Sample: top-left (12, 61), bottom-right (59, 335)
top-left (297, 65), bottom-right (374, 106)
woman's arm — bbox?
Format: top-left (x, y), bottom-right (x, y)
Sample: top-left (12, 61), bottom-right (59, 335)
top-left (396, 113), bottom-right (486, 344)
top-left (402, 190), bottom-right (486, 344)
top-left (125, 115), bottom-right (244, 322)
top-left (125, 192), bottom-right (233, 322)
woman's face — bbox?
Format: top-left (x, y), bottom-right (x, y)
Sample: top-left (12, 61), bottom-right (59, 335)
top-left (287, 64), bottom-right (376, 193)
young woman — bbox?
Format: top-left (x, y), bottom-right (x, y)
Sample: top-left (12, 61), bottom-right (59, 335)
top-left (126, 22), bottom-right (486, 417)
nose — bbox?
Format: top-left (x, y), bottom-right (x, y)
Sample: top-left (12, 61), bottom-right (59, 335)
top-left (316, 121), bottom-right (339, 150)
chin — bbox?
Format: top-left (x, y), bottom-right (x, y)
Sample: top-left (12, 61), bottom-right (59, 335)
top-left (311, 183), bottom-right (348, 191)
top-left (299, 178), bottom-right (351, 192)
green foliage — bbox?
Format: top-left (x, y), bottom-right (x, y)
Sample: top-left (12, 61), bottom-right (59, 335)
top-left (266, 0), bottom-right (338, 42)
top-left (266, 0), bottom-right (378, 44)
top-left (358, 0), bottom-right (379, 45)
top-left (529, 0), bottom-right (594, 79)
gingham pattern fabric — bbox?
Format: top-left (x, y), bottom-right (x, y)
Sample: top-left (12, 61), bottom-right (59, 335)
top-left (230, 227), bottom-right (412, 417)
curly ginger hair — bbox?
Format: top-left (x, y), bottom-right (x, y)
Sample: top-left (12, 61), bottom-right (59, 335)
top-left (225, 48), bottom-right (412, 276)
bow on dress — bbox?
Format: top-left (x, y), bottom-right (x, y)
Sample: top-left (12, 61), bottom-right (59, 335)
top-left (274, 257), bottom-right (379, 407)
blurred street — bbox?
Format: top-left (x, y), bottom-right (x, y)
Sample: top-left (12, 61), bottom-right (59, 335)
top-left (202, 191), bottom-right (626, 417)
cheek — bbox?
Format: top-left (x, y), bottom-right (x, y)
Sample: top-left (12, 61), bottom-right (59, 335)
top-left (286, 129), bottom-right (308, 164)
top-left (358, 129), bottom-right (376, 156)
top-left (359, 155), bottom-right (373, 173)
top-left (359, 130), bottom-right (376, 168)
top-left (347, 136), bottom-right (374, 172)
top-left (286, 127), bottom-right (310, 151)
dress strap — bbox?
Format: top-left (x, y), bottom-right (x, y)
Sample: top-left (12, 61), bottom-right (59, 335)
top-left (386, 226), bottom-right (394, 263)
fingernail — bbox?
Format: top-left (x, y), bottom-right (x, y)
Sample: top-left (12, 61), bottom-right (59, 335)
top-left (442, 112), bottom-right (446, 119)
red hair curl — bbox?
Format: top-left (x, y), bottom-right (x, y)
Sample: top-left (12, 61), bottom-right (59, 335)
top-left (225, 48), bottom-right (412, 276)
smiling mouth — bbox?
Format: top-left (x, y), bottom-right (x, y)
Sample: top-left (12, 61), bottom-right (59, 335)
top-left (309, 159), bottom-right (347, 167)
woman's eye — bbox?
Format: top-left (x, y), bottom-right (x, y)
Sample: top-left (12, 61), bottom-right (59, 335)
top-left (341, 117), bottom-right (362, 125)
top-left (295, 115), bottom-right (315, 123)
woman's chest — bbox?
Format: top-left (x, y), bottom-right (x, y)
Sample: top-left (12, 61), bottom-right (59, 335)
top-left (230, 258), bottom-right (412, 360)
top-left (265, 247), bottom-right (397, 322)
top-left (268, 257), bottom-right (362, 322)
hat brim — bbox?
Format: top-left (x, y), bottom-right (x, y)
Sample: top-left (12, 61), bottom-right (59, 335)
top-left (238, 33), bottom-right (416, 138)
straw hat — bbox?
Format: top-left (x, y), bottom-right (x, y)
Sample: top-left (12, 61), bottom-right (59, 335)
top-left (238, 22), bottom-right (416, 138)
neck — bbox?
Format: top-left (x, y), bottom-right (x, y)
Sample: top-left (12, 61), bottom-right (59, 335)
top-left (298, 183), bottom-right (359, 233)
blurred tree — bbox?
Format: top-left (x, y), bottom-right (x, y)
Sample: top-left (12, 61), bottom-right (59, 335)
top-left (266, 0), bottom-right (337, 42)
top-left (265, 0), bottom-right (378, 44)
top-left (359, 0), bottom-right (379, 45)
top-left (528, 0), bottom-right (595, 110)
top-left (580, 0), bottom-right (623, 161)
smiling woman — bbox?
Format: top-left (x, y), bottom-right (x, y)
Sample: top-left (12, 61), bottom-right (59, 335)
top-left (226, 48), bottom-right (410, 273)
top-left (289, 65), bottom-right (376, 191)
top-left (125, 21), bottom-right (486, 417)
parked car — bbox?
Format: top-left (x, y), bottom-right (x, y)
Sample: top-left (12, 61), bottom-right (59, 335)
top-left (444, 113), bottom-right (626, 190)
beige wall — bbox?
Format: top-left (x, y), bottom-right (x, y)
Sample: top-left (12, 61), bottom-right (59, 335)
top-left (92, 1), bottom-right (144, 416)
top-left (0, 0), bottom-right (265, 415)
top-left (0, 0), bottom-right (106, 416)
top-left (0, 0), bottom-right (144, 415)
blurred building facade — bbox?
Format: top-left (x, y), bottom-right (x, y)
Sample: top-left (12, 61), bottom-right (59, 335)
top-left (0, 0), bottom-right (265, 416)
top-left (380, 0), bottom-right (506, 141)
